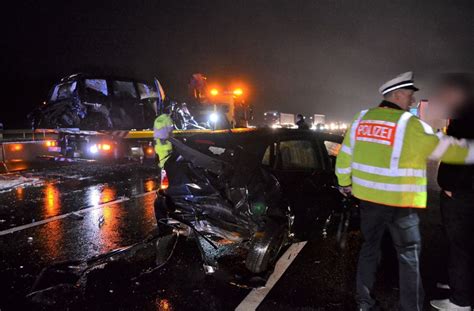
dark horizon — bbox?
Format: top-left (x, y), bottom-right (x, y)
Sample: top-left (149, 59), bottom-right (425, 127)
top-left (2, 0), bottom-right (473, 128)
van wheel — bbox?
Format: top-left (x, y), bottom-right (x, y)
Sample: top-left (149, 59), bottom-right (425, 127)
top-left (245, 221), bottom-right (288, 274)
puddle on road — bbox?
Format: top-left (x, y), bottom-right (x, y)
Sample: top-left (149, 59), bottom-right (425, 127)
top-left (0, 164), bottom-right (160, 230)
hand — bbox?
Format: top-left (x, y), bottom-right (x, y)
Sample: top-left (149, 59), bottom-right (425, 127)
top-left (339, 186), bottom-right (352, 197)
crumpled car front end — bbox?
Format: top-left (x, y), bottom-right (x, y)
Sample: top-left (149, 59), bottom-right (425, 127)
top-left (154, 136), bottom-right (293, 273)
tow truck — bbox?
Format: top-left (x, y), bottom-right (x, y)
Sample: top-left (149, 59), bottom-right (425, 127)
top-left (0, 73), bottom-right (254, 172)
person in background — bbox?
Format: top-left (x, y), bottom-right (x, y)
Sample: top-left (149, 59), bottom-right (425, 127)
top-left (336, 71), bottom-right (474, 311)
top-left (153, 101), bottom-right (174, 168)
top-left (296, 114), bottom-right (309, 129)
top-left (431, 74), bottom-right (474, 311)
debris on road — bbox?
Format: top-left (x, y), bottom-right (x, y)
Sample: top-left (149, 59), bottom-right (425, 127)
top-left (0, 175), bottom-right (42, 192)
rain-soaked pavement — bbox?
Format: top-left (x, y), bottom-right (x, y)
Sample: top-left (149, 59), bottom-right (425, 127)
top-left (0, 160), bottom-right (466, 310)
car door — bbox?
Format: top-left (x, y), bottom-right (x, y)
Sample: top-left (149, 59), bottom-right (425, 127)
top-left (262, 134), bottom-right (340, 239)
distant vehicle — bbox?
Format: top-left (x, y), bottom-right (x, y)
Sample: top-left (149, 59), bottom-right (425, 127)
top-left (311, 114), bottom-right (326, 129)
top-left (263, 111), bottom-right (295, 128)
top-left (154, 128), bottom-right (346, 274)
top-left (29, 73), bottom-right (161, 130)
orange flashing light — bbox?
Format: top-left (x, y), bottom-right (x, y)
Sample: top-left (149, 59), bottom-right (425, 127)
top-left (233, 88), bottom-right (243, 96)
top-left (210, 88), bottom-right (219, 96)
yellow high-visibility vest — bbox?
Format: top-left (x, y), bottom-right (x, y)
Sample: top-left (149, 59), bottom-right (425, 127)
top-left (336, 106), bottom-right (474, 208)
top-left (153, 114), bottom-right (173, 168)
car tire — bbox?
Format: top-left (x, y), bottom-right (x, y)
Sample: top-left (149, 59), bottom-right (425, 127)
top-left (245, 220), bottom-right (288, 274)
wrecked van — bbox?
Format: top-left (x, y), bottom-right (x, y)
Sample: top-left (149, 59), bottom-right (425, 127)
top-left (154, 128), bottom-right (346, 274)
top-left (29, 74), bottom-right (160, 130)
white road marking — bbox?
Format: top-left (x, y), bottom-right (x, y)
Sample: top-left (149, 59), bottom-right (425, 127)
top-left (235, 241), bottom-right (308, 311)
top-left (0, 190), bottom-right (157, 236)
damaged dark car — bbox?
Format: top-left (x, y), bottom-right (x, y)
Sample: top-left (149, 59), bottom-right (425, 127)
top-left (29, 73), bottom-right (160, 130)
top-left (154, 128), bottom-right (347, 274)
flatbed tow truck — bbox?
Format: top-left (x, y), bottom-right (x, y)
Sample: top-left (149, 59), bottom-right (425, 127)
top-left (0, 72), bottom-right (254, 173)
top-left (0, 127), bottom-right (255, 173)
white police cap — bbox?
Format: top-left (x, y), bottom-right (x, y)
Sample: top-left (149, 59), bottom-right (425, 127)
top-left (379, 71), bottom-right (419, 95)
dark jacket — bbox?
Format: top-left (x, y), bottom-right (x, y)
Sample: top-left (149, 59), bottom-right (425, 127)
top-left (437, 104), bottom-right (474, 192)
top-left (296, 119), bottom-right (309, 130)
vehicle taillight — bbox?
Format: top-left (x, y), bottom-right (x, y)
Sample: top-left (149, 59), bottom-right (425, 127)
top-left (160, 169), bottom-right (169, 190)
top-left (146, 147), bottom-right (154, 155)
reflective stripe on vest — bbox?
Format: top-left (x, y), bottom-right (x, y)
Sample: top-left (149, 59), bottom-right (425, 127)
top-left (340, 145), bottom-right (352, 155)
top-left (429, 133), bottom-right (451, 160)
top-left (352, 176), bottom-right (426, 192)
top-left (419, 119), bottom-right (434, 134)
top-left (352, 162), bottom-right (426, 177)
top-left (468, 144), bottom-right (474, 162)
top-left (337, 167), bottom-right (352, 174)
top-left (429, 132), bottom-right (470, 160)
top-left (154, 126), bottom-right (173, 139)
top-left (390, 112), bottom-right (413, 169)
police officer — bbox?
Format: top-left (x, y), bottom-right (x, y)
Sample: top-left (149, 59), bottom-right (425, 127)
top-left (335, 72), bottom-right (474, 311)
top-left (153, 111), bottom-right (174, 168)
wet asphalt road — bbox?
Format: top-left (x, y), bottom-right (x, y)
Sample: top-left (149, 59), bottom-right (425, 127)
top-left (0, 160), bottom-right (464, 310)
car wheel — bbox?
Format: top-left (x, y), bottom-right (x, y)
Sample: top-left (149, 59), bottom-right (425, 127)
top-left (245, 220), bottom-right (288, 274)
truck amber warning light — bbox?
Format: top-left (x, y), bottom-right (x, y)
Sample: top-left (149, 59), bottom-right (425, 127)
top-left (210, 88), bottom-right (219, 96)
top-left (233, 88), bottom-right (243, 96)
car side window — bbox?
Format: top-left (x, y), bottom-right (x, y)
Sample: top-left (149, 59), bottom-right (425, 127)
top-left (278, 140), bottom-right (321, 170)
top-left (112, 81), bottom-right (138, 99)
top-left (262, 143), bottom-right (276, 167)
top-left (51, 81), bottom-right (77, 101)
top-left (84, 79), bottom-right (108, 101)
top-left (137, 83), bottom-right (158, 99)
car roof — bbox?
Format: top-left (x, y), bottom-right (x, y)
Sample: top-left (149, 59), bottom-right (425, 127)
top-left (177, 128), bottom-right (343, 147)
top-left (58, 73), bottom-right (153, 85)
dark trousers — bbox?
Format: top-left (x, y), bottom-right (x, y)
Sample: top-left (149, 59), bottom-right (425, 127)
top-left (356, 200), bottom-right (424, 311)
top-left (440, 191), bottom-right (474, 307)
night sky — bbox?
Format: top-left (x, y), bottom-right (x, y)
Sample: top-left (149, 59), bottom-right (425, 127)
top-left (2, 0), bottom-right (473, 128)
